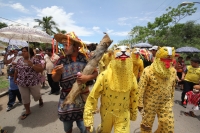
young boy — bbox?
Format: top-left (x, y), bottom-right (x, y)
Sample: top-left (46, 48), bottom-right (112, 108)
top-left (6, 66), bottom-right (22, 112)
top-left (183, 85), bottom-right (200, 117)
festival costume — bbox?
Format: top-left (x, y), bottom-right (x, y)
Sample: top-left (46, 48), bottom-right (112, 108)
top-left (131, 48), bottom-right (144, 79)
top-left (56, 53), bottom-right (93, 121)
top-left (138, 47), bottom-right (176, 133)
top-left (84, 46), bottom-right (138, 133)
top-left (98, 52), bottom-right (113, 73)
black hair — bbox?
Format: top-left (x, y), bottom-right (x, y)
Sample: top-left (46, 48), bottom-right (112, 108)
top-left (186, 56), bottom-right (191, 59)
top-left (191, 56), bottom-right (200, 63)
top-left (46, 47), bottom-right (53, 53)
top-left (21, 47), bottom-right (35, 58)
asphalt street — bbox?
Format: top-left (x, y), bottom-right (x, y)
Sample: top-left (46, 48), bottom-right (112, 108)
top-left (0, 85), bottom-right (200, 133)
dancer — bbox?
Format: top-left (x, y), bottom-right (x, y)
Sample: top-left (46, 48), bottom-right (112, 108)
top-left (138, 46), bottom-right (176, 133)
top-left (84, 45), bottom-right (138, 133)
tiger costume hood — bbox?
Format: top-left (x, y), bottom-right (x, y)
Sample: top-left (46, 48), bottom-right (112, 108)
top-left (150, 46), bottom-right (175, 78)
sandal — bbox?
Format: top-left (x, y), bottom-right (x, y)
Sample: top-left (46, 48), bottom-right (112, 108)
top-left (39, 99), bottom-right (43, 108)
top-left (21, 113), bottom-right (30, 120)
top-left (189, 111), bottom-right (197, 117)
top-left (0, 129), bottom-right (7, 133)
top-left (184, 112), bottom-right (190, 116)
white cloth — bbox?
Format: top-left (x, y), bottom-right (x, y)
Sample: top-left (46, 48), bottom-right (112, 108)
top-left (44, 53), bottom-right (60, 74)
top-left (7, 54), bottom-right (14, 60)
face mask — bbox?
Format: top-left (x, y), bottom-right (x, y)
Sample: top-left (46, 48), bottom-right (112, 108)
top-left (160, 58), bottom-right (173, 69)
top-left (135, 54), bottom-right (139, 58)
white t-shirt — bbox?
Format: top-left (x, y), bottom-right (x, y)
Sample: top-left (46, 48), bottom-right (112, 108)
top-left (7, 54), bottom-right (14, 60)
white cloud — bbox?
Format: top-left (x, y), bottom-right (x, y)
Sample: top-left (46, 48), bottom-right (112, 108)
top-left (10, 3), bottom-right (28, 12)
top-left (106, 28), bottom-right (129, 36)
top-left (0, 2), bottom-right (28, 13)
top-left (117, 17), bottom-right (132, 26)
top-left (34, 6), bottom-right (93, 37)
top-left (92, 26), bottom-right (101, 33)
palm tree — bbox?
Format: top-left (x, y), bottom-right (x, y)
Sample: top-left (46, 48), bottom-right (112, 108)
top-left (0, 22), bottom-right (8, 29)
top-left (34, 16), bottom-right (57, 35)
top-left (56, 27), bottom-right (67, 34)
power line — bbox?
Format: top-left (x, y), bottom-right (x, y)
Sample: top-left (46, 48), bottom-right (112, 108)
top-left (0, 16), bottom-right (27, 26)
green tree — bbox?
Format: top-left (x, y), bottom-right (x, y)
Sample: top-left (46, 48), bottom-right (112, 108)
top-left (0, 22), bottom-right (8, 29)
top-left (56, 27), bottom-right (67, 34)
top-left (34, 16), bottom-right (57, 35)
top-left (127, 4), bottom-right (197, 47)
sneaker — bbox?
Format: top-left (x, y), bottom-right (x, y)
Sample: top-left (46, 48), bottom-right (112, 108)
top-left (18, 101), bottom-right (22, 105)
top-left (6, 106), bottom-right (13, 112)
top-left (54, 91), bottom-right (60, 95)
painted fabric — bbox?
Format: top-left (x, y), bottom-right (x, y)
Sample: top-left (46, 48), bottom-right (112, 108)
top-left (138, 46), bottom-right (176, 133)
top-left (84, 58), bottom-right (138, 133)
top-left (56, 52), bottom-right (93, 121)
top-left (15, 57), bottom-right (41, 87)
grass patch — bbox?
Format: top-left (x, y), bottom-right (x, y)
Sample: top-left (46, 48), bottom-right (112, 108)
top-left (0, 77), bottom-right (9, 92)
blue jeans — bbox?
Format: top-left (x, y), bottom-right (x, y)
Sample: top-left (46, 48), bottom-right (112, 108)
top-left (63, 120), bottom-right (86, 133)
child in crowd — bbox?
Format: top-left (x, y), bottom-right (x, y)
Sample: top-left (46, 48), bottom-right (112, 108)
top-left (183, 85), bottom-right (200, 117)
top-left (6, 66), bottom-right (22, 112)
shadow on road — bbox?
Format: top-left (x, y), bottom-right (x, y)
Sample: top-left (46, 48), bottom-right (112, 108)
top-left (0, 104), bottom-right (2, 111)
top-left (18, 101), bottom-right (58, 128)
top-left (2, 126), bottom-right (16, 133)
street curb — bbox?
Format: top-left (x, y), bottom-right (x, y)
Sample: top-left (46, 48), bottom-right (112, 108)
top-left (0, 90), bottom-right (8, 97)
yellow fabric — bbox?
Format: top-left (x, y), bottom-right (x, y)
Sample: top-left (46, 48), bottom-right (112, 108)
top-left (98, 52), bottom-right (113, 73)
top-left (184, 65), bottom-right (200, 84)
top-left (138, 46), bottom-right (176, 132)
top-left (131, 50), bottom-right (144, 79)
top-left (84, 58), bottom-right (138, 132)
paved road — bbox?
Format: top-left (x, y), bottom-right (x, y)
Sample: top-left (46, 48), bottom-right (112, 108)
top-left (0, 85), bottom-right (200, 133)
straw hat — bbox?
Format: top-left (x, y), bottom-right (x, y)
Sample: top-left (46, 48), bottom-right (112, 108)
top-left (54, 32), bottom-right (83, 47)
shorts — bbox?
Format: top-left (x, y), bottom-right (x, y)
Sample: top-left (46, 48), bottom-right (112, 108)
top-left (18, 84), bottom-right (41, 104)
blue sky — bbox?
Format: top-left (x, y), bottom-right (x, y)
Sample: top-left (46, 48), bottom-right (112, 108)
top-left (0, 0), bottom-right (200, 46)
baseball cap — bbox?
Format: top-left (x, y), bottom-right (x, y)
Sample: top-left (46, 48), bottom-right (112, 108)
top-left (149, 46), bottom-right (158, 51)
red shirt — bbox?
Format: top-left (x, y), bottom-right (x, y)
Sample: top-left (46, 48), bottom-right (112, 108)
top-left (186, 91), bottom-right (200, 105)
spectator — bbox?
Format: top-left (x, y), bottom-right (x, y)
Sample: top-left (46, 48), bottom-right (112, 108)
top-left (35, 48), bottom-right (46, 88)
top-left (14, 47), bottom-right (44, 120)
top-left (184, 56), bottom-right (191, 66)
top-left (181, 57), bottom-right (200, 106)
top-left (149, 46), bottom-right (158, 58)
top-left (6, 50), bottom-right (22, 112)
top-left (44, 47), bottom-right (60, 95)
top-left (3, 50), bottom-right (15, 78)
top-left (183, 86), bottom-right (200, 117)
top-left (175, 57), bottom-right (184, 89)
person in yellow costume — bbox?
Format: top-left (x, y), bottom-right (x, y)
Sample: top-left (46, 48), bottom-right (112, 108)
top-left (98, 50), bottom-right (113, 73)
top-left (138, 46), bottom-right (176, 133)
top-left (131, 48), bottom-right (144, 80)
top-left (84, 45), bottom-right (139, 133)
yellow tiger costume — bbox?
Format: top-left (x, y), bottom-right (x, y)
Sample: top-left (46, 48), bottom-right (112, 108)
top-left (138, 46), bottom-right (176, 133)
top-left (131, 48), bottom-right (144, 79)
top-left (98, 50), bottom-right (114, 73)
top-left (84, 45), bottom-right (138, 133)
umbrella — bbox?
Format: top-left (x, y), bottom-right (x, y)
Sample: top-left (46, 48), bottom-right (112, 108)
top-left (0, 26), bottom-right (52, 43)
top-left (0, 37), bottom-right (28, 47)
top-left (7, 45), bottom-right (20, 50)
top-left (132, 43), bottom-right (152, 48)
top-left (176, 46), bottom-right (200, 53)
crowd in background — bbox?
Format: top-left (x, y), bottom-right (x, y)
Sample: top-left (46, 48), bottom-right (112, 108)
top-left (1, 43), bottom-right (200, 132)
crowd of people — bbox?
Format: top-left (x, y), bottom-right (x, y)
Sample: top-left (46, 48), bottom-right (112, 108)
top-left (1, 31), bottom-right (200, 133)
